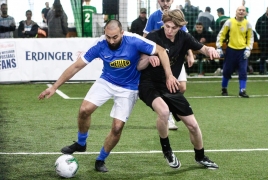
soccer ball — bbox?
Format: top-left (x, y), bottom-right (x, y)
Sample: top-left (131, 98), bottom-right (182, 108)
top-left (55, 154), bottom-right (79, 178)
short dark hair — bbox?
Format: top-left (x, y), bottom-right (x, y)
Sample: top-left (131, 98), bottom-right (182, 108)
top-left (217, 8), bottom-right (224, 15)
top-left (205, 7), bottom-right (211, 12)
top-left (1, 3), bottom-right (7, 8)
top-left (195, 22), bottom-right (203, 26)
top-left (26, 10), bottom-right (32, 14)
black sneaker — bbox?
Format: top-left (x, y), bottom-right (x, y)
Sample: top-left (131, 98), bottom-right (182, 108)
top-left (196, 156), bottom-right (219, 169)
top-left (95, 160), bottom-right (108, 172)
top-left (163, 150), bottom-right (181, 169)
top-left (61, 141), bottom-right (86, 154)
top-left (221, 88), bottom-right (228, 96)
top-left (239, 90), bottom-right (249, 98)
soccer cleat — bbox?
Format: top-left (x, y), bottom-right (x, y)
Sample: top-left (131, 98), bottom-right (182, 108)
top-left (95, 160), bottom-right (108, 172)
top-left (196, 156), bottom-right (219, 169)
top-left (214, 68), bottom-right (222, 76)
top-left (168, 121), bottom-right (178, 130)
top-left (221, 88), bottom-right (228, 96)
top-left (61, 141), bottom-right (86, 154)
top-left (239, 90), bottom-right (249, 98)
top-left (163, 151), bottom-right (181, 169)
top-left (168, 114), bottom-right (178, 130)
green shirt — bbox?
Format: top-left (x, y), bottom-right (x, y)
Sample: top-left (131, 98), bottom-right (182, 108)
top-left (82, 5), bottom-right (97, 37)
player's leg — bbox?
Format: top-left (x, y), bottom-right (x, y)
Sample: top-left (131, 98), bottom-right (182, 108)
top-left (221, 47), bottom-right (235, 96)
top-left (168, 64), bottom-right (187, 130)
top-left (95, 87), bottom-right (139, 172)
top-left (238, 50), bottom-right (249, 97)
top-left (152, 97), bottom-right (181, 169)
top-left (179, 114), bottom-right (218, 169)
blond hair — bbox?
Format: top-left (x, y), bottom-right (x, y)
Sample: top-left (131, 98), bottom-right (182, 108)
top-left (162, 9), bottom-right (188, 27)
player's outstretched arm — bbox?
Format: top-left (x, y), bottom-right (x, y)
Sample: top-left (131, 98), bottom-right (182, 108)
top-left (198, 46), bottom-right (220, 60)
top-left (38, 58), bottom-right (87, 100)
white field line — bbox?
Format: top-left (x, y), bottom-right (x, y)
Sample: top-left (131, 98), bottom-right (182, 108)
top-left (47, 84), bottom-right (70, 99)
top-left (1, 148), bottom-right (268, 155)
top-left (48, 79), bottom-right (268, 100)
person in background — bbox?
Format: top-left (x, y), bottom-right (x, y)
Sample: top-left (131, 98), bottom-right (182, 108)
top-left (130, 8), bottom-right (147, 36)
top-left (104, 14), bottom-right (116, 23)
top-left (41, 2), bottom-right (50, 23)
top-left (18, 10), bottom-right (39, 38)
top-left (255, 7), bottom-right (268, 75)
top-left (242, 0), bottom-right (249, 18)
top-left (215, 8), bottom-right (229, 35)
top-left (197, 6), bottom-right (215, 32)
top-left (39, 20), bottom-right (179, 173)
top-left (138, 9), bottom-right (219, 170)
top-left (183, 0), bottom-right (199, 33)
top-left (46, 0), bottom-right (68, 38)
top-left (217, 6), bottom-right (253, 98)
top-left (82, 0), bottom-right (96, 37)
top-left (0, 3), bottom-right (16, 38)
top-left (143, 0), bottom-right (195, 131)
top-left (191, 22), bottom-right (215, 76)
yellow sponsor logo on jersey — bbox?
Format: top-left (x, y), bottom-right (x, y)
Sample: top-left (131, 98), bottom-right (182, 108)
top-left (110, 59), bottom-right (130, 68)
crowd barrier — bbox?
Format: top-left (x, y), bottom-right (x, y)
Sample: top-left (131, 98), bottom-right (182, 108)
top-left (0, 38), bottom-right (103, 82)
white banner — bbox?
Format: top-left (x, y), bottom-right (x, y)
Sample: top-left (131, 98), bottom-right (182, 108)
top-left (0, 38), bottom-right (103, 82)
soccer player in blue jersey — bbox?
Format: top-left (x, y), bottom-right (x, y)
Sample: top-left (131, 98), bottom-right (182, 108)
top-left (143, 0), bottom-right (195, 130)
top-left (38, 20), bottom-right (180, 172)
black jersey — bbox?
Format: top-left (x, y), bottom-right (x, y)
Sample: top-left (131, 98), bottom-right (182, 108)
top-left (140, 28), bottom-right (203, 90)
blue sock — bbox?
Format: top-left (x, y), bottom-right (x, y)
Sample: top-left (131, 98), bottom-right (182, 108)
top-left (96, 147), bottom-right (110, 161)
top-left (239, 80), bottom-right (247, 92)
top-left (222, 77), bottom-right (229, 88)
top-left (77, 131), bottom-right (88, 146)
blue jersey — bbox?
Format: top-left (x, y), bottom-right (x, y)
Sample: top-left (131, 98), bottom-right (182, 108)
top-left (82, 32), bottom-right (156, 90)
top-left (143, 9), bottom-right (187, 34)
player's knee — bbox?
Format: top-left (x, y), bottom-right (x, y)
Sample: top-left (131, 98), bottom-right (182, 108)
top-left (111, 125), bottom-right (123, 136)
top-left (157, 108), bottom-right (170, 121)
top-left (79, 105), bottom-right (93, 119)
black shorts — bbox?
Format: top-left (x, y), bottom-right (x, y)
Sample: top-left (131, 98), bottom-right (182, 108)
top-left (139, 83), bottom-right (193, 119)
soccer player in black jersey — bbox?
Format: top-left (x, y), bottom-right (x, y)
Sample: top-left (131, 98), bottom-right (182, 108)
top-left (137, 9), bottom-right (219, 170)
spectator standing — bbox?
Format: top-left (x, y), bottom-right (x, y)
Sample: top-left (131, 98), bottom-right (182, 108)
top-left (138, 9), bottom-right (219, 170)
top-left (0, 3), bottom-right (15, 38)
top-left (215, 8), bottom-right (229, 35)
top-left (18, 10), bottom-right (39, 38)
top-left (130, 8), bottom-right (147, 36)
top-left (82, 0), bottom-right (96, 37)
top-left (242, 0), bottom-right (249, 18)
top-left (191, 22), bottom-right (215, 75)
top-left (38, 20), bottom-right (178, 172)
top-left (217, 6), bottom-right (253, 98)
top-left (197, 7), bottom-right (215, 32)
top-left (41, 2), bottom-right (50, 23)
top-left (183, 0), bottom-right (199, 33)
top-left (143, 0), bottom-right (195, 131)
top-left (46, 0), bottom-right (68, 38)
top-left (255, 7), bottom-right (268, 75)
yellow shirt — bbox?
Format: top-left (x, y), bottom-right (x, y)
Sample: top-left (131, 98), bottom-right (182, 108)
top-left (216, 18), bottom-right (253, 50)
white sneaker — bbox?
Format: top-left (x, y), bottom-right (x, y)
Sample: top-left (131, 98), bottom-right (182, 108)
top-left (168, 114), bottom-right (178, 130)
top-left (214, 68), bottom-right (222, 76)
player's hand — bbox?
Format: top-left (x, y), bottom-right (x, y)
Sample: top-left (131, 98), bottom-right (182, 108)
top-left (207, 47), bottom-right (220, 60)
top-left (148, 56), bottom-right (160, 67)
top-left (244, 48), bottom-right (251, 59)
top-left (216, 48), bottom-right (223, 58)
top-left (38, 86), bottom-right (56, 100)
top-left (186, 54), bottom-right (195, 67)
top-left (166, 75), bottom-right (180, 93)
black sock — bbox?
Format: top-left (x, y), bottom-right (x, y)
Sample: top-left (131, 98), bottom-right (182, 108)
top-left (160, 136), bottom-right (171, 153)
top-left (194, 148), bottom-right (204, 161)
